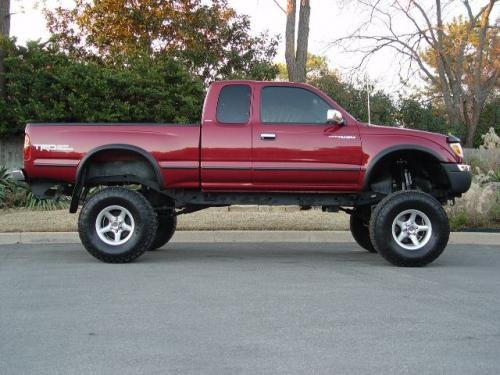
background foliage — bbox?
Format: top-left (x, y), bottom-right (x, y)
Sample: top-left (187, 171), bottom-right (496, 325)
top-left (45, 0), bottom-right (279, 84)
top-left (0, 167), bottom-right (68, 210)
top-left (311, 68), bottom-right (498, 145)
top-left (0, 39), bottom-right (205, 135)
top-left (0, 38), bottom-right (497, 145)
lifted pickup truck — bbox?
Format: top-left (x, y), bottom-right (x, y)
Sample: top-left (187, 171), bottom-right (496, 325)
top-left (16, 80), bottom-right (471, 266)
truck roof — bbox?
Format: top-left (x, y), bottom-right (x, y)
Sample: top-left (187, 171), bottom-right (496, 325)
top-left (211, 80), bottom-right (315, 89)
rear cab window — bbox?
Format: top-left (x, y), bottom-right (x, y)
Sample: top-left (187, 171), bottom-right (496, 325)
top-left (216, 85), bottom-right (251, 124)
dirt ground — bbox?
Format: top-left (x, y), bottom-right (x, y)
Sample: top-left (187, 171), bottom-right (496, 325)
top-left (0, 207), bottom-right (350, 232)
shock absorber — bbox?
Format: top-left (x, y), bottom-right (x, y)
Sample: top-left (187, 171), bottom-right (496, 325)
top-left (395, 159), bottom-right (412, 190)
top-left (403, 168), bottom-right (413, 190)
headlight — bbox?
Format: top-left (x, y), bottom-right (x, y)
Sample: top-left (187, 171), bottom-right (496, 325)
top-left (449, 142), bottom-right (463, 158)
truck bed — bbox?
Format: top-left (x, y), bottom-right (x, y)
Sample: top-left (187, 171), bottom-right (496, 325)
top-left (24, 123), bottom-right (201, 189)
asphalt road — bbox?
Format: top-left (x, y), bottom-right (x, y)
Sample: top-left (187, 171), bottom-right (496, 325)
top-left (1, 242), bottom-right (499, 375)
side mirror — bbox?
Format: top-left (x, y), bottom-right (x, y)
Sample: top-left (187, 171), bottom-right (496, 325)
top-left (327, 109), bottom-right (345, 125)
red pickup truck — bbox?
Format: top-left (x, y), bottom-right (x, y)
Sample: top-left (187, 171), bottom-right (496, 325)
top-left (15, 80), bottom-right (471, 266)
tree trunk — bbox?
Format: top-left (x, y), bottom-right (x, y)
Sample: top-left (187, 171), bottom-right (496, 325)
top-left (285, 0), bottom-right (297, 81)
top-left (0, 0), bottom-right (10, 99)
top-left (285, 0), bottom-right (310, 82)
top-left (464, 119), bottom-right (478, 148)
top-left (295, 0), bottom-right (310, 82)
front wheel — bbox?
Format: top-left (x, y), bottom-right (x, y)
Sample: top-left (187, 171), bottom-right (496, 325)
top-left (78, 187), bottom-right (158, 263)
top-left (369, 190), bottom-right (449, 267)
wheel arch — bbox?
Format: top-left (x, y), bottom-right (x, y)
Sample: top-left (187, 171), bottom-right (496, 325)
top-left (70, 144), bottom-right (164, 213)
top-left (363, 145), bottom-right (448, 191)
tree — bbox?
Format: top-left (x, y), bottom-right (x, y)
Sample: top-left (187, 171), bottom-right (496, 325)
top-left (421, 15), bottom-right (499, 145)
top-left (0, 0), bottom-right (10, 98)
top-left (277, 53), bottom-right (329, 80)
top-left (275, 0), bottom-right (310, 82)
top-left (311, 71), bottom-right (398, 125)
top-left (334, 0), bottom-right (498, 146)
top-left (45, 0), bottom-right (278, 83)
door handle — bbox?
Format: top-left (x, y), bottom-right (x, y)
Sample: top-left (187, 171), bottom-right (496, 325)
top-left (260, 133), bottom-right (276, 140)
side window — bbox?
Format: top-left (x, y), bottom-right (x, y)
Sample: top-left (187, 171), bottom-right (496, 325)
top-left (261, 86), bottom-right (332, 124)
top-left (216, 85), bottom-right (251, 124)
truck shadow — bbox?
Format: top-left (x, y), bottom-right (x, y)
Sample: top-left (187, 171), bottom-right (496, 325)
top-left (37, 243), bottom-right (487, 268)
top-left (143, 242), bottom-right (388, 267)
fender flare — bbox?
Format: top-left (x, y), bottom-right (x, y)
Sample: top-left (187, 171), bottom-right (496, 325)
top-left (70, 144), bottom-right (163, 212)
top-left (363, 145), bottom-right (446, 190)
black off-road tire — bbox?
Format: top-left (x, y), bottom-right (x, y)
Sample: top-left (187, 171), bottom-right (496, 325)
top-left (149, 214), bottom-right (177, 250)
top-left (350, 214), bottom-right (376, 253)
top-left (78, 187), bottom-right (158, 263)
top-left (369, 190), bottom-right (449, 267)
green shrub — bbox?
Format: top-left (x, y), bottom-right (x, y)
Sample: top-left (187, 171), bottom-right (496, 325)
top-left (447, 128), bottom-right (500, 230)
top-left (0, 167), bottom-right (68, 210)
top-left (0, 40), bottom-right (205, 136)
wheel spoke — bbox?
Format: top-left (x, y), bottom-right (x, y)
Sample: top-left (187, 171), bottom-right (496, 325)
top-left (409, 212), bottom-right (417, 223)
top-left (409, 234), bottom-right (419, 246)
top-left (114, 230), bottom-right (123, 243)
top-left (104, 212), bottom-right (115, 222)
top-left (122, 223), bottom-right (133, 232)
top-left (118, 210), bottom-right (126, 221)
top-left (395, 220), bottom-right (405, 229)
top-left (99, 224), bottom-right (112, 234)
top-left (417, 225), bottom-right (429, 232)
top-left (397, 232), bottom-right (407, 242)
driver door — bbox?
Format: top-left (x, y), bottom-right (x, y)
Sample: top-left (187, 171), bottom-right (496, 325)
top-left (252, 86), bottom-right (362, 191)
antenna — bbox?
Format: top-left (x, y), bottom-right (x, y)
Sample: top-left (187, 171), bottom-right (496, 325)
top-left (366, 75), bottom-right (371, 125)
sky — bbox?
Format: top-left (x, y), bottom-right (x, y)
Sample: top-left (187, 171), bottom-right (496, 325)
top-left (9, 0), bottom-right (499, 94)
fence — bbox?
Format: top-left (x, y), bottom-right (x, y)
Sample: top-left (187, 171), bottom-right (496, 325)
top-left (0, 136), bottom-right (24, 170)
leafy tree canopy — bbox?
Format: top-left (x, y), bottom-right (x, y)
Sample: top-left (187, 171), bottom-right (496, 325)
top-left (277, 53), bottom-right (330, 80)
top-left (45, 0), bottom-right (279, 83)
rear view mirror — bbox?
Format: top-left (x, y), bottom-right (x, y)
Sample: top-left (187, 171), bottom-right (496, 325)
top-left (327, 109), bottom-right (345, 125)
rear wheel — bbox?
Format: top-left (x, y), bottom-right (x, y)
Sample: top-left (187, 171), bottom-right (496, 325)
top-left (349, 212), bottom-right (376, 253)
top-left (369, 190), bottom-right (449, 267)
top-left (149, 214), bottom-right (177, 250)
top-left (78, 187), bottom-right (157, 263)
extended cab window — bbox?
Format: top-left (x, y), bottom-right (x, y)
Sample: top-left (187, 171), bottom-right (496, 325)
top-left (216, 85), bottom-right (251, 124)
top-left (261, 86), bottom-right (332, 124)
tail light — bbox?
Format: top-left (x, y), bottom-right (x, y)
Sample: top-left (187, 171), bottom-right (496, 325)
top-left (24, 134), bottom-right (32, 161)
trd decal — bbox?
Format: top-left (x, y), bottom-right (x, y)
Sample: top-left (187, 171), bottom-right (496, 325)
top-left (33, 144), bottom-right (74, 152)
top-left (328, 135), bottom-right (356, 140)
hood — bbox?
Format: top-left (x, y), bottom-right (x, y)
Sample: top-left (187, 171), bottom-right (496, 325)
top-left (363, 123), bottom-right (449, 143)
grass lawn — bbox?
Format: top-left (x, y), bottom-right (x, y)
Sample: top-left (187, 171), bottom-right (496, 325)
top-left (0, 207), bottom-right (350, 232)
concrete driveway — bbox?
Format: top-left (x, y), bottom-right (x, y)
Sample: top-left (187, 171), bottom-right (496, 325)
top-left (1, 242), bottom-right (499, 375)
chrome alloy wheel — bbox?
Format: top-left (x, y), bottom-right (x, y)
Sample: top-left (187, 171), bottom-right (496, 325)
top-left (391, 209), bottom-right (432, 250)
top-left (95, 205), bottom-right (135, 246)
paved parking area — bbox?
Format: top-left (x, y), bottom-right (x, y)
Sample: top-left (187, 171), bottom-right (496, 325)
top-left (1, 242), bottom-right (499, 374)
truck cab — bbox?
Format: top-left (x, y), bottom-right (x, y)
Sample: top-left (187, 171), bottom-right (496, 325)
top-left (201, 81), bottom-right (362, 192)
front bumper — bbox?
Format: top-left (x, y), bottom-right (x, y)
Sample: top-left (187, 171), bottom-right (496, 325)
top-left (441, 163), bottom-right (472, 194)
top-left (7, 169), bottom-right (26, 182)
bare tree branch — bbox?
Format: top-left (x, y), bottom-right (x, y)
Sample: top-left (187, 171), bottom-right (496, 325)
top-left (331, 0), bottom-right (499, 146)
top-left (272, 0), bottom-right (286, 14)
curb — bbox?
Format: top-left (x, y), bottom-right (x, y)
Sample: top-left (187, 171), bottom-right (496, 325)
top-left (1, 231), bottom-right (499, 246)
